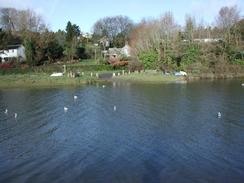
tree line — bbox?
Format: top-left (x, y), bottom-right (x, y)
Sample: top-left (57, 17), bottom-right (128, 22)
top-left (0, 8), bottom-right (134, 67)
top-left (130, 5), bottom-right (244, 73)
top-left (0, 6), bottom-right (243, 74)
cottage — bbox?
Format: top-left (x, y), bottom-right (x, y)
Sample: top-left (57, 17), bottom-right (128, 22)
top-left (121, 43), bottom-right (132, 57)
top-left (0, 44), bottom-right (26, 63)
top-left (105, 43), bottom-right (133, 59)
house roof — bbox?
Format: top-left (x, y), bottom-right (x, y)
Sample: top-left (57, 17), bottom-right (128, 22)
top-left (108, 48), bottom-right (122, 55)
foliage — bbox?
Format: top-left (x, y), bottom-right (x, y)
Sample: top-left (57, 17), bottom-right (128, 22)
top-left (93, 15), bottom-right (134, 47)
top-left (234, 59), bottom-right (244, 65)
top-left (128, 60), bottom-right (144, 71)
top-left (138, 50), bottom-right (158, 69)
top-left (1, 5), bottom-right (244, 79)
top-left (0, 63), bottom-right (14, 69)
top-left (65, 21), bottom-right (80, 43)
top-left (46, 40), bottom-right (64, 62)
top-left (76, 46), bottom-right (87, 59)
top-left (64, 21), bottom-right (80, 61)
top-left (181, 44), bottom-right (200, 65)
top-left (24, 37), bottom-right (36, 66)
top-left (0, 8), bottom-right (46, 32)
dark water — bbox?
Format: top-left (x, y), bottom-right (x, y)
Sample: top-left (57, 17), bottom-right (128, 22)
top-left (0, 80), bottom-right (244, 183)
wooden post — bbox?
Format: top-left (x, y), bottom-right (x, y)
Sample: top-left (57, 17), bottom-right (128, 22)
top-left (63, 65), bottom-right (66, 74)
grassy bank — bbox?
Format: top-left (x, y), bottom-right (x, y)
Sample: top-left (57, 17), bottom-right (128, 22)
top-left (0, 74), bottom-right (97, 88)
top-left (0, 59), bottom-right (115, 88)
top-left (187, 72), bottom-right (244, 80)
top-left (1, 59), bottom-right (243, 88)
top-left (113, 72), bottom-right (186, 83)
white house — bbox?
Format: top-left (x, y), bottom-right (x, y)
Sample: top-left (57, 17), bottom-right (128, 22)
top-left (121, 43), bottom-right (132, 57)
top-left (0, 44), bottom-right (26, 63)
top-left (105, 43), bottom-right (133, 59)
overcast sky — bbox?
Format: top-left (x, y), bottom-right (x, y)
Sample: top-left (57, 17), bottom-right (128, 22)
top-left (1, 0), bottom-right (243, 33)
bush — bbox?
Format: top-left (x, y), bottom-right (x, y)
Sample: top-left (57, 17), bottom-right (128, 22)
top-left (128, 60), bottom-right (144, 72)
top-left (0, 63), bottom-right (14, 69)
top-left (234, 59), bottom-right (244, 65)
top-left (181, 44), bottom-right (200, 65)
top-left (138, 50), bottom-right (158, 69)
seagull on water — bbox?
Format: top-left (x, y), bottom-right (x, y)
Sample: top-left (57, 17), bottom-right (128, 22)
top-left (64, 107), bottom-right (68, 112)
top-left (114, 105), bottom-right (117, 111)
top-left (102, 85), bottom-right (106, 88)
top-left (74, 95), bottom-right (78, 100)
top-left (4, 109), bottom-right (8, 114)
top-left (14, 113), bottom-right (17, 119)
top-left (218, 112), bottom-right (221, 118)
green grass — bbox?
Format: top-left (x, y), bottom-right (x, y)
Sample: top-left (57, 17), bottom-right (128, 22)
top-left (65, 59), bottom-right (114, 72)
top-left (0, 59), bottom-right (123, 88)
top-left (113, 72), bottom-right (186, 83)
top-left (0, 73), bottom-right (97, 88)
top-left (78, 59), bottom-right (99, 65)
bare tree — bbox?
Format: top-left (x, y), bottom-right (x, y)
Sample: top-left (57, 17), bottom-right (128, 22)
top-left (0, 8), bottom-right (47, 33)
top-left (185, 14), bottom-right (196, 42)
top-left (0, 8), bottom-right (17, 31)
top-left (216, 5), bottom-right (240, 43)
top-left (93, 15), bottom-right (133, 47)
top-left (131, 12), bottom-right (179, 53)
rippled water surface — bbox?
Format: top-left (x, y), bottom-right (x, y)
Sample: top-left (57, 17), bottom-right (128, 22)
top-left (0, 80), bottom-right (244, 183)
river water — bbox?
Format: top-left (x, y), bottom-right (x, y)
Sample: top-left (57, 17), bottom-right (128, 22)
top-left (0, 80), bottom-right (244, 183)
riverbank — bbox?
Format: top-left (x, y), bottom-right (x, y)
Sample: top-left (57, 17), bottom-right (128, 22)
top-left (187, 72), bottom-right (244, 80)
top-left (112, 72), bottom-right (186, 83)
top-left (0, 71), bottom-right (244, 88)
top-left (0, 74), bottom-right (93, 88)
top-left (111, 71), bottom-right (244, 83)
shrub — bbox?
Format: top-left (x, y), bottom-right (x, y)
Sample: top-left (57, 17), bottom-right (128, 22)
top-left (128, 60), bottom-right (144, 72)
top-left (181, 44), bottom-right (200, 65)
top-left (138, 50), bottom-right (158, 69)
top-left (0, 63), bottom-right (13, 69)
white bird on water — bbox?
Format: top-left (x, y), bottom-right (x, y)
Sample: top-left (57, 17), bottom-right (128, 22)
top-left (114, 105), bottom-right (117, 111)
top-left (74, 95), bottom-right (78, 100)
top-left (14, 113), bottom-right (17, 119)
top-left (64, 107), bottom-right (68, 112)
top-left (4, 109), bottom-right (8, 114)
top-left (218, 112), bottom-right (221, 118)
top-left (102, 85), bottom-right (106, 88)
